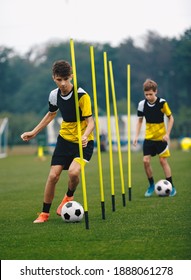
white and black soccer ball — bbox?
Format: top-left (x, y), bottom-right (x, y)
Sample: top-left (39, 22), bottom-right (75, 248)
top-left (155, 179), bottom-right (172, 196)
top-left (61, 201), bottom-right (84, 222)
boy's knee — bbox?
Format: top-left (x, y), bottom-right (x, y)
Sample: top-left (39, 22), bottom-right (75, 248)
top-left (159, 157), bottom-right (167, 165)
top-left (143, 157), bottom-right (150, 164)
top-left (49, 170), bottom-right (60, 182)
top-left (68, 168), bottom-right (79, 180)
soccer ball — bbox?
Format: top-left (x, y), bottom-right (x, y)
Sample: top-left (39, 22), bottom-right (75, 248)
top-left (155, 179), bottom-right (172, 196)
top-left (61, 201), bottom-right (84, 222)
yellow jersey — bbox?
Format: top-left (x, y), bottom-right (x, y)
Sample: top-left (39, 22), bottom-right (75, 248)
top-left (137, 97), bottom-right (172, 141)
top-left (49, 87), bottom-right (94, 143)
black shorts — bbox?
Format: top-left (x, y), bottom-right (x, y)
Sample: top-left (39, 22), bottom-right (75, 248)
top-left (51, 135), bottom-right (94, 170)
top-left (143, 139), bottom-right (169, 157)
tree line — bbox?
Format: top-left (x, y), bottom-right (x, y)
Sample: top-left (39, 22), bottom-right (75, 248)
top-left (0, 28), bottom-right (191, 145)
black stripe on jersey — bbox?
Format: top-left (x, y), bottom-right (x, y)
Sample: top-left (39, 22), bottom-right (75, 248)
top-left (49, 102), bottom-right (58, 112)
top-left (57, 89), bottom-right (86, 122)
top-left (142, 97), bottom-right (166, 124)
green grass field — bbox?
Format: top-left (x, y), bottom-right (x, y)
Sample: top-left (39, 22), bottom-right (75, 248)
top-left (0, 148), bottom-right (190, 260)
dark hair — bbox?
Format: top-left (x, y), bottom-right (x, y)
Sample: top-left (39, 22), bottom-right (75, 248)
top-left (143, 79), bottom-right (158, 91)
top-left (52, 60), bottom-right (72, 77)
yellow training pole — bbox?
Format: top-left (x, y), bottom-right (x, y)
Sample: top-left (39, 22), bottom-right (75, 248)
top-left (70, 39), bottom-right (89, 229)
top-left (90, 46), bottom-right (105, 219)
top-left (109, 61), bottom-right (126, 207)
top-left (127, 64), bottom-right (132, 201)
top-left (103, 52), bottom-right (115, 211)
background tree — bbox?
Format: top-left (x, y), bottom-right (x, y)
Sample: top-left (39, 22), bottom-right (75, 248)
top-left (0, 28), bottom-right (190, 144)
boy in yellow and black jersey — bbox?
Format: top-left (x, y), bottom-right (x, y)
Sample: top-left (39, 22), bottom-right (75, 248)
top-left (49, 86), bottom-right (94, 143)
top-left (133, 79), bottom-right (176, 197)
top-left (21, 60), bottom-right (95, 223)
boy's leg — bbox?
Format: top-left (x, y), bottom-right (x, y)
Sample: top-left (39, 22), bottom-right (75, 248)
top-left (143, 155), bottom-right (152, 178)
top-left (159, 157), bottom-right (171, 178)
top-left (33, 165), bottom-right (63, 223)
top-left (159, 157), bottom-right (177, 196)
top-left (56, 160), bottom-right (81, 215)
top-left (143, 155), bottom-right (155, 197)
top-left (56, 140), bottom-right (94, 215)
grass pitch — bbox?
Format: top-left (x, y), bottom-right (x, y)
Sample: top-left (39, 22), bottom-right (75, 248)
top-left (0, 148), bottom-right (190, 260)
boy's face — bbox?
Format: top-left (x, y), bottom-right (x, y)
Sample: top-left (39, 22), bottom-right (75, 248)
top-left (144, 89), bottom-right (157, 104)
top-left (52, 74), bottom-right (73, 95)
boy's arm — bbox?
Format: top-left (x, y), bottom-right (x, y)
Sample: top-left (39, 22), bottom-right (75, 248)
top-left (163, 114), bottom-right (174, 142)
top-left (21, 111), bottom-right (57, 142)
top-left (81, 116), bottom-right (95, 147)
top-left (133, 117), bottom-right (143, 146)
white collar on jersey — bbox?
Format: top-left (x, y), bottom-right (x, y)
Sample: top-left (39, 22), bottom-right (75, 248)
top-left (60, 87), bottom-right (86, 100)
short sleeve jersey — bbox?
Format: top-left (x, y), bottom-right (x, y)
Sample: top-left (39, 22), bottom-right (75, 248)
top-left (137, 97), bottom-right (172, 140)
top-left (49, 87), bottom-right (94, 143)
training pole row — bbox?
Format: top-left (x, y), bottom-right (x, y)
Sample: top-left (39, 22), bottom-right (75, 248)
top-left (69, 39), bottom-right (132, 228)
top-left (91, 48), bottom-right (132, 214)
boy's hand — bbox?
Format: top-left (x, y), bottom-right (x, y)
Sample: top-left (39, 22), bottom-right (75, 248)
top-left (162, 134), bottom-right (169, 142)
top-left (21, 131), bottom-right (35, 142)
top-left (133, 138), bottom-right (138, 146)
top-left (82, 136), bottom-right (88, 147)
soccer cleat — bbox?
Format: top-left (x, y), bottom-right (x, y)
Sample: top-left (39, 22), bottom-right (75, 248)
top-left (56, 195), bottom-right (74, 216)
top-left (33, 212), bottom-right (50, 223)
top-left (169, 186), bottom-right (177, 197)
top-left (144, 184), bottom-right (155, 197)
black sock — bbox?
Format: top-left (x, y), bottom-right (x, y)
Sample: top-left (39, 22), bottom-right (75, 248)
top-left (148, 177), bottom-right (154, 185)
top-left (42, 202), bottom-right (51, 213)
top-left (66, 189), bottom-right (75, 197)
top-left (166, 177), bottom-right (173, 185)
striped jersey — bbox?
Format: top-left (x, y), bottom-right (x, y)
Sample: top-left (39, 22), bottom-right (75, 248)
top-left (137, 97), bottom-right (172, 140)
top-left (49, 87), bottom-right (94, 143)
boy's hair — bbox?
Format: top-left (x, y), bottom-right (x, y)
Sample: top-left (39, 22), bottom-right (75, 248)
top-left (52, 60), bottom-right (72, 77)
top-left (143, 79), bottom-right (158, 92)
